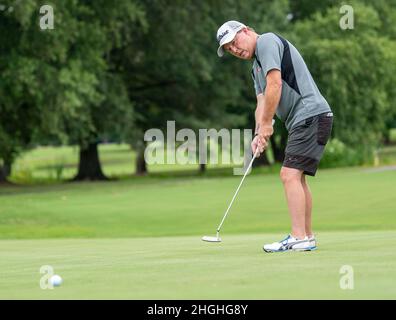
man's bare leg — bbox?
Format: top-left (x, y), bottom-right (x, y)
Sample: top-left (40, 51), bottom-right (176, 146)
top-left (280, 166), bottom-right (306, 239)
top-left (301, 174), bottom-right (313, 237)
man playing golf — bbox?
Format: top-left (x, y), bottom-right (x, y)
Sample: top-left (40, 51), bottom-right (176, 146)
top-left (216, 21), bottom-right (333, 252)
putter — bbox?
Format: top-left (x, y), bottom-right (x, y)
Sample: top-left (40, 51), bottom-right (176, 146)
top-left (202, 148), bottom-right (260, 243)
top-left (202, 119), bottom-right (274, 243)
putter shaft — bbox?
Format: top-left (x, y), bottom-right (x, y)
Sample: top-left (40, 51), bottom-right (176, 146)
top-left (216, 149), bottom-right (259, 233)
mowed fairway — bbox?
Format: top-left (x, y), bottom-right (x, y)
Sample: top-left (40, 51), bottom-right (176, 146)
top-left (0, 167), bottom-right (396, 299)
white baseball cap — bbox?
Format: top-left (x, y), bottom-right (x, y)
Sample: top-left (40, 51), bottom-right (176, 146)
top-left (216, 20), bottom-right (246, 57)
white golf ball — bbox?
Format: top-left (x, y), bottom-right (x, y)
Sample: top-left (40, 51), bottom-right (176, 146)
top-left (49, 275), bottom-right (63, 287)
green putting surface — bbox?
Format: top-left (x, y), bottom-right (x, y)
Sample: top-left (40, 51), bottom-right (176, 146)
top-left (0, 231), bottom-right (395, 299)
top-left (0, 167), bottom-right (395, 299)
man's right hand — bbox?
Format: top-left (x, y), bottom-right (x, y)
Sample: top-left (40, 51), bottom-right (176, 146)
top-left (251, 135), bottom-right (268, 158)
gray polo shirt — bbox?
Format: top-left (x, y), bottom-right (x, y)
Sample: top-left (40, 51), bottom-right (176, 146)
top-left (252, 33), bottom-right (331, 131)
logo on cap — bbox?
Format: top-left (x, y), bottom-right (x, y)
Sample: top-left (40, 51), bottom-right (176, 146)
top-left (217, 30), bottom-right (229, 42)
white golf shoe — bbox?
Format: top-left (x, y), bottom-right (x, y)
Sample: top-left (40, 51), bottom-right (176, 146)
top-left (263, 234), bottom-right (315, 253)
top-left (308, 234), bottom-right (317, 250)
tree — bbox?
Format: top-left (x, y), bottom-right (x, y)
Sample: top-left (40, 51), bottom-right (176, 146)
top-left (289, 1), bottom-right (396, 162)
top-left (117, 0), bottom-right (248, 174)
top-left (0, 0), bottom-right (57, 183)
top-left (0, 1), bottom-right (146, 182)
top-left (289, 0), bottom-right (338, 21)
top-left (55, 0), bottom-right (145, 181)
top-left (119, 0), bottom-right (296, 174)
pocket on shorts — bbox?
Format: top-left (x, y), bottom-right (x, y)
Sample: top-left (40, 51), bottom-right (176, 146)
top-left (317, 114), bottom-right (333, 145)
top-left (291, 117), bottom-right (314, 136)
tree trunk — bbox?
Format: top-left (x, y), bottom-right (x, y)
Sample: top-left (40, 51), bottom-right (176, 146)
top-left (136, 147), bottom-right (147, 175)
top-left (72, 143), bottom-right (108, 181)
top-left (0, 160), bottom-right (12, 184)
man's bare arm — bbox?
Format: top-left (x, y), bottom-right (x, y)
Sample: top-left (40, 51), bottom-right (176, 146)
top-left (251, 93), bottom-right (266, 156)
top-left (261, 69), bottom-right (282, 125)
top-left (257, 69), bottom-right (282, 143)
top-left (255, 93), bottom-right (265, 135)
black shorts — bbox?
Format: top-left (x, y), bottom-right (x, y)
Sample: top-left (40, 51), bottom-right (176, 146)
top-left (283, 112), bottom-right (333, 176)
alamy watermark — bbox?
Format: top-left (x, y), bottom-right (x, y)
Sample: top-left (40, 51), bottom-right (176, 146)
top-left (340, 5), bottom-right (354, 30)
top-left (1, 3), bottom-right (54, 30)
top-left (39, 265), bottom-right (55, 289)
top-left (39, 5), bottom-right (54, 30)
top-left (144, 121), bottom-right (258, 175)
top-left (339, 265), bottom-right (354, 290)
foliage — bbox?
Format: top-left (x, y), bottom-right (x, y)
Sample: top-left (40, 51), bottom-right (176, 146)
top-left (2, 0), bottom-right (396, 180)
top-left (290, 1), bottom-right (396, 159)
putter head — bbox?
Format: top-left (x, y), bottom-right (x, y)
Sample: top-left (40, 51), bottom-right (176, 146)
top-left (202, 235), bottom-right (222, 243)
